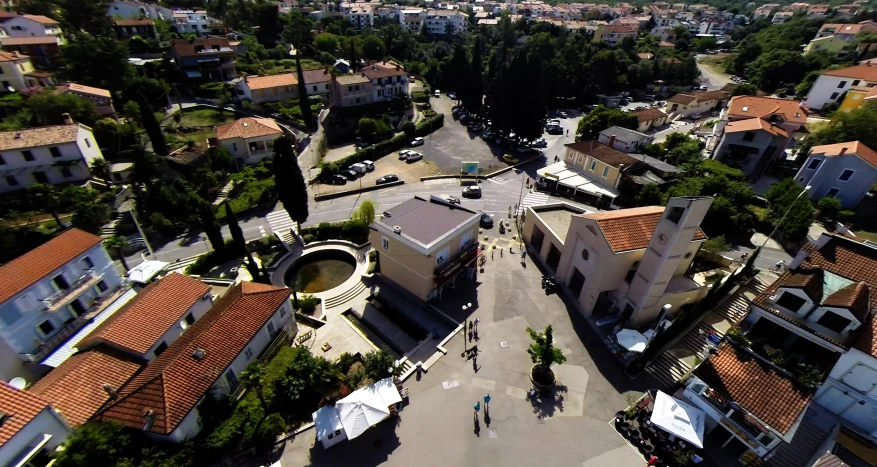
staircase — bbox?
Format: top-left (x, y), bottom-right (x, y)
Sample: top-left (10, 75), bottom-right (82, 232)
top-left (212, 180), bottom-right (234, 206)
top-left (266, 210), bottom-right (298, 251)
top-left (767, 419), bottom-right (832, 467)
top-left (100, 212), bottom-right (124, 238)
top-left (323, 281), bottom-right (368, 311)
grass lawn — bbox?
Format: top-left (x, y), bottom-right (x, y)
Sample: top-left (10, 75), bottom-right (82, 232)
top-left (179, 108), bottom-right (235, 128)
top-left (184, 129), bottom-right (215, 150)
top-left (216, 178), bottom-right (275, 221)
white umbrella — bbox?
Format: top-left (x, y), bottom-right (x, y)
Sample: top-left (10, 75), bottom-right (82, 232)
top-left (650, 391), bottom-right (706, 449)
top-left (336, 388), bottom-right (391, 439)
top-left (616, 328), bottom-right (649, 353)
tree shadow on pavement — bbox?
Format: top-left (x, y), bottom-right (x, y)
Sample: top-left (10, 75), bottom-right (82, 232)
top-left (529, 384), bottom-right (569, 420)
top-left (301, 420), bottom-right (402, 467)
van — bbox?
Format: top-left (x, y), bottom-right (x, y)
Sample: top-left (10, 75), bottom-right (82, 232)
top-left (361, 160), bottom-right (375, 171)
top-left (349, 163), bottom-right (367, 174)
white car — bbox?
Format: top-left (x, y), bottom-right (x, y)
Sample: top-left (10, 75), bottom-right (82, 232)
top-left (434, 90), bottom-right (441, 98)
top-left (690, 113), bottom-right (703, 120)
top-left (398, 150), bottom-right (413, 160)
top-left (406, 152), bottom-right (423, 162)
top-left (361, 160), bottom-right (375, 171)
top-left (410, 137), bottom-right (425, 147)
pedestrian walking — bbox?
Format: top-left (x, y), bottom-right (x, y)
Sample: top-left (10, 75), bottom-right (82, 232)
top-left (491, 249), bottom-right (494, 260)
top-left (483, 394), bottom-right (491, 407)
top-left (474, 318), bottom-right (480, 329)
top-left (521, 249), bottom-right (527, 264)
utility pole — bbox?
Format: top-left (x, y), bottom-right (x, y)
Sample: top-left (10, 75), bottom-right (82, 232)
top-left (129, 209), bottom-right (155, 258)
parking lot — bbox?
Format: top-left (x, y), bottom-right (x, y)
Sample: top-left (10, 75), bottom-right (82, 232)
top-left (313, 152), bottom-right (441, 193)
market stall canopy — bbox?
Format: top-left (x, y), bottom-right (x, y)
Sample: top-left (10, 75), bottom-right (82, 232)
top-left (616, 328), bottom-right (649, 353)
top-left (373, 377), bottom-right (403, 406)
top-left (336, 386), bottom-right (391, 439)
top-left (650, 391), bottom-right (706, 449)
top-left (312, 405), bottom-right (344, 443)
top-left (127, 260), bottom-right (169, 284)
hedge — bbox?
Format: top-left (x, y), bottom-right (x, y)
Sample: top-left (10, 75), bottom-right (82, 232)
top-left (318, 114), bottom-right (443, 177)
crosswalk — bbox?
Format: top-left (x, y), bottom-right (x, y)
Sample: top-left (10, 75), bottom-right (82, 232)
top-left (424, 179), bottom-right (457, 186)
top-left (488, 176), bottom-right (513, 185)
top-left (266, 210), bottom-right (297, 250)
top-left (517, 192), bottom-right (550, 215)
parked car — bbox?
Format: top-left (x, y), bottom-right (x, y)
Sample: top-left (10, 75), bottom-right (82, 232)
top-left (643, 94), bottom-right (656, 101)
top-left (495, 136), bottom-right (505, 145)
top-left (354, 141), bottom-right (370, 150)
top-left (468, 122), bottom-right (484, 132)
top-left (479, 212), bottom-right (493, 228)
top-left (398, 150), bottom-right (412, 160)
top-left (406, 152), bottom-right (423, 162)
top-left (349, 163), bottom-right (367, 174)
top-left (376, 174), bottom-right (399, 185)
top-left (503, 154), bottom-right (519, 165)
top-left (690, 113), bottom-right (703, 120)
top-left (547, 126), bottom-right (563, 135)
top-left (481, 131), bottom-right (494, 140)
top-left (434, 90), bottom-right (441, 98)
top-left (558, 111), bottom-right (568, 118)
top-left (361, 160), bottom-right (375, 171)
top-left (548, 119), bottom-right (561, 127)
top-left (440, 195), bottom-right (461, 204)
top-left (459, 115), bottom-right (470, 124)
top-left (531, 138), bottom-right (547, 148)
top-left (341, 169), bottom-right (359, 180)
top-left (447, 91), bottom-right (456, 99)
top-left (410, 137), bottom-right (425, 147)
top-left (463, 186), bottom-right (482, 198)
top-left (322, 174), bottom-right (347, 185)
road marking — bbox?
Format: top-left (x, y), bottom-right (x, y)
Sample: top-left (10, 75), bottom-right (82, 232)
top-left (259, 226), bottom-right (266, 237)
top-left (488, 430), bottom-right (497, 439)
top-left (517, 192), bottom-right (550, 215)
top-left (499, 341), bottom-right (508, 348)
top-left (471, 377), bottom-right (496, 391)
top-left (488, 177), bottom-right (511, 185)
top-left (506, 385), bottom-right (527, 400)
top-left (442, 379), bottom-right (460, 390)
top-left (424, 179), bottom-right (456, 186)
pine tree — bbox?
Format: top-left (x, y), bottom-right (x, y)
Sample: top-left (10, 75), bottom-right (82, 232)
top-left (225, 201), bottom-right (245, 255)
top-left (466, 35), bottom-right (483, 114)
top-left (137, 94), bottom-right (167, 156)
top-left (295, 53), bottom-right (315, 131)
top-left (272, 135), bottom-right (309, 230)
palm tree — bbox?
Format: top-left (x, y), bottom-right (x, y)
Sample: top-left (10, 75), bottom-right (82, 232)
top-left (240, 363), bottom-right (267, 408)
top-left (26, 183), bottom-right (63, 227)
top-left (103, 235), bottom-right (130, 272)
top-left (90, 158), bottom-right (111, 187)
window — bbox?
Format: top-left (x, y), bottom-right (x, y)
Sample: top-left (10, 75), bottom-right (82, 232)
top-left (589, 160), bottom-right (596, 171)
top-left (382, 237), bottom-right (390, 251)
top-left (312, 85), bottom-right (317, 91)
top-left (742, 131), bottom-right (756, 142)
top-left (96, 280), bottom-right (108, 292)
top-left (85, 138), bottom-right (91, 148)
top-left (4, 175), bottom-right (16, 186)
top-left (81, 256), bottom-right (94, 269)
top-left (568, 268), bottom-right (585, 297)
top-left (280, 306), bottom-right (286, 318)
top-left (32, 171), bottom-right (47, 183)
top-left (60, 167), bottom-right (72, 178)
top-left (225, 370), bottom-right (240, 391)
top-left (826, 187), bottom-right (840, 198)
top-left (839, 169), bottom-right (854, 181)
top-left (185, 313), bottom-right (195, 326)
top-left (267, 321), bottom-right (277, 338)
top-left (817, 311), bottom-right (852, 333)
top-left (154, 341), bottom-right (168, 357)
top-left (776, 291), bottom-right (807, 312)
top-left (232, 143), bottom-right (237, 152)
top-left (838, 81), bottom-right (847, 88)
top-left (830, 92), bottom-right (839, 100)
top-left (807, 159), bottom-right (821, 170)
top-left (666, 206), bottom-right (685, 224)
top-left (853, 80), bottom-right (861, 86)
top-left (436, 247), bottom-right (449, 265)
top-left (38, 320), bottom-right (55, 335)
top-left (0, 155), bottom-right (4, 165)
top-left (52, 274), bottom-right (69, 290)
top-left (21, 150), bottom-right (33, 161)
top-left (602, 167), bottom-right (609, 178)
top-left (245, 347), bottom-right (254, 360)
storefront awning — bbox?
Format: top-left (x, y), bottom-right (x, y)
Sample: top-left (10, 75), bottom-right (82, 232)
top-left (650, 391), bottom-right (706, 449)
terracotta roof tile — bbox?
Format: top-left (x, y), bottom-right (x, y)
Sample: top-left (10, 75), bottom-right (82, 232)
top-left (564, 140), bottom-right (639, 168)
top-left (0, 36), bottom-right (58, 46)
top-left (822, 64), bottom-right (877, 82)
top-left (361, 61), bottom-right (407, 80)
top-left (0, 124), bottom-right (82, 151)
top-left (0, 51), bottom-right (28, 62)
top-left (668, 93), bottom-right (698, 105)
top-left (29, 347), bottom-right (144, 427)
top-left (724, 118), bottom-right (789, 138)
top-left (696, 343), bottom-right (812, 434)
top-left (580, 206), bottom-right (706, 252)
top-left (727, 96), bottom-right (808, 124)
top-left (632, 108), bottom-right (667, 122)
top-left (55, 83), bottom-right (111, 99)
top-left (170, 37), bottom-right (234, 57)
top-left (0, 228), bottom-right (101, 305)
top-left (97, 282), bottom-right (291, 435)
top-left (243, 73), bottom-right (297, 90)
top-left (215, 117), bottom-right (282, 140)
top-left (823, 281), bottom-right (870, 321)
top-left (810, 141), bottom-right (877, 169)
top-left (301, 68), bottom-right (333, 84)
top-left (81, 273), bottom-right (211, 356)
top-left (0, 382), bottom-right (54, 447)
top-left (22, 15), bottom-right (58, 25)
top-left (783, 268), bottom-right (823, 302)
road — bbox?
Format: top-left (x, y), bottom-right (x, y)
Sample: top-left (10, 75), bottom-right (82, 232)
top-left (696, 56), bottom-right (733, 90)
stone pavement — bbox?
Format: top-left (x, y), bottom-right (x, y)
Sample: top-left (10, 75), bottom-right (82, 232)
top-left (276, 233), bottom-right (656, 466)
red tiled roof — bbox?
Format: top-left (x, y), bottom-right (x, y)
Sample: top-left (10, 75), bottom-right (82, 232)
top-left (0, 382), bottom-right (54, 447)
top-left (632, 108), bottom-right (667, 122)
top-left (0, 36), bottom-right (58, 46)
top-left (215, 117), bottom-right (282, 140)
top-left (810, 141), bottom-right (877, 169)
top-left (668, 93), bottom-right (698, 105)
top-left (243, 73), bottom-right (297, 90)
top-left (822, 64), bottom-right (877, 82)
top-left (97, 282), bottom-right (291, 435)
top-left (580, 206), bottom-right (706, 253)
top-left (22, 14), bottom-right (58, 25)
top-left (724, 118), bottom-right (789, 138)
top-left (727, 96), bottom-right (808, 124)
top-left (81, 273), bottom-right (211, 356)
top-left (823, 281), bottom-right (870, 321)
top-left (29, 347), bottom-right (144, 427)
top-left (301, 68), bottom-right (333, 84)
top-left (0, 228), bottom-right (102, 305)
top-left (564, 140), bottom-right (639, 168)
top-left (783, 268), bottom-right (823, 302)
top-left (696, 343), bottom-right (812, 434)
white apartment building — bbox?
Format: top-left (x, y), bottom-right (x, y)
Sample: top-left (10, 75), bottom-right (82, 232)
top-left (804, 64), bottom-right (877, 110)
top-left (0, 50), bottom-right (36, 91)
top-left (361, 61), bottom-right (410, 102)
top-left (107, 1), bottom-right (172, 20)
top-left (0, 120), bottom-right (104, 193)
top-left (348, 4), bottom-right (374, 30)
top-left (171, 9), bottom-right (225, 36)
top-left (425, 9), bottom-right (469, 35)
top-left (1, 15), bottom-right (64, 44)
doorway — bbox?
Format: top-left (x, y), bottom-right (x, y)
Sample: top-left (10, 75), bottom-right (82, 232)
top-left (69, 299), bottom-right (87, 317)
top-left (547, 244), bottom-right (561, 271)
top-left (52, 274), bottom-right (69, 290)
top-left (568, 268), bottom-right (585, 299)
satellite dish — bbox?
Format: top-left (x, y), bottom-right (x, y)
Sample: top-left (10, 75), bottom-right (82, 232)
top-left (8, 377), bottom-right (27, 390)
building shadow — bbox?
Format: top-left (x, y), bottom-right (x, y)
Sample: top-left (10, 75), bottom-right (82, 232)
top-left (300, 421), bottom-right (402, 467)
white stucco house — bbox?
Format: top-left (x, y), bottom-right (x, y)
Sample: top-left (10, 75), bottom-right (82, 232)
top-left (804, 64), bottom-right (877, 110)
top-left (0, 382), bottom-right (70, 467)
top-left (214, 117), bottom-right (284, 165)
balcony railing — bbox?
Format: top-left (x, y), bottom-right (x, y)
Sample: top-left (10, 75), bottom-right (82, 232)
top-left (42, 271), bottom-right (101, 312)
top-left (21, 312), bottom-right (92, 363)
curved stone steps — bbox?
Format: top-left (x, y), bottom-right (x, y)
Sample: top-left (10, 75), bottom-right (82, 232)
top-left (323, 280), bottom-right (368, 310)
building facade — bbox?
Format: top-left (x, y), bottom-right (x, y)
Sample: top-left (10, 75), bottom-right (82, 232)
top-left (794, 141), bottom-right (877, 208)
top-left (804, 64), bottom-right (877, 110)
top-left (215, 117), bottom-right (284, 165)
top-left (0, 382), bottom-right (70, 467)
top-left (170, 37), bottom-right (237, 81)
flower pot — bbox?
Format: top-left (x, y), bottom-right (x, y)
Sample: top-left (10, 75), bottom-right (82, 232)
top-left (529, 365), bottom-right (555, 389)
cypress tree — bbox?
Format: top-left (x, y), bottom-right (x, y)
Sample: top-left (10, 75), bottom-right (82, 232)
top-left (272, 135), bottom-right (309, 230)
top-left (137, 94), bottom-right (167, 156)
top-left (295, 53), bottom-right (315, 131)
top-left (225, 201), bottom-right (245, 255)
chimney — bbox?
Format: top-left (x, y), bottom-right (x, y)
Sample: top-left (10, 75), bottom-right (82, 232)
top-left (840, 146), bottom-right (848, 156)
top-left (102, 383), bottom-right (118, 401)
top-left (608, 134), bottom-right (616, 148)
top-left (395, 64), bottom-right (400, 70)
top-left (12, 51), bottom-right (19, 58)
top-left (62, 113), bottom-right (73, 125)
top-left (323, 65), bottom-right (328, 75)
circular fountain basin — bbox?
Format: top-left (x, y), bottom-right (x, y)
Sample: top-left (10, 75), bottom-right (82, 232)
top-left (284, 248), bottom-right (357, 293)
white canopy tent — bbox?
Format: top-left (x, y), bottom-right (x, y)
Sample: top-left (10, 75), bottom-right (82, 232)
top-left (312, 405), bottom-right (346, 449)
top-left (127, 260), bottom-right (169, 284)
top-left (616, 328), bottom-right (649, 353)
top-left (650, 391), bottom-right (706, 449)
top-left (315, 377), bottom-right (403, 446)
top-left (538, 161), bottom-right (620, 199)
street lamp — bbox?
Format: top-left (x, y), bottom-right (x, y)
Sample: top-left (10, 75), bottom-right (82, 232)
top-left (201, 235), bottom-right (210, 254)
top-left (461, 302), bottom-right (472, 356)
top-left (761, 185), bottom-right (811, 249)
top-left (388, 360), bottom-right (401, 379)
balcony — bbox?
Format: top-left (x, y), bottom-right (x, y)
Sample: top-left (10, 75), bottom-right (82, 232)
top-left (21, 311), bottom-right (91, 363)
top-left (434, 242), bottom-right (480, 286)
top-left (42, 271), bottom-right (101, 313)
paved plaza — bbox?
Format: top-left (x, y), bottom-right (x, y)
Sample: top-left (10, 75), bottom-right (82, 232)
top-left (278, 227), bottom-right (659, 466)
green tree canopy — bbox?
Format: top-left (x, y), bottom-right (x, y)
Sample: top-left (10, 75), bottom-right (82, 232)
top-left (765, 178), bottom-right (816, 242)
top-left (61, 36), bottom-right (134, 93)
top-left (575, 106), bottom-right (638, 141)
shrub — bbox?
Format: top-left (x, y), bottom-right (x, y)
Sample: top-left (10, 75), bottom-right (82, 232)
top-left (414, 113), bottom-right (444, 137)
top-left (297, 295), bottom-right (320, 315)
top-left (337, 352), bottom-right (358, 374)
top-left (817, 196), bottom-right (842, 221)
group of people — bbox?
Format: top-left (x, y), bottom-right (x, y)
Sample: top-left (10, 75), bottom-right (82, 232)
top-left (474, 393), bottom-right (491, 420)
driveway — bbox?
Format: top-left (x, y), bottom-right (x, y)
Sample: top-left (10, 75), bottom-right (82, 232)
top-left (277, 228), bottom-right (655, 467)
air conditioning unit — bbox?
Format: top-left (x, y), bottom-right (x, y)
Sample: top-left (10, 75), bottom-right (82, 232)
top-left (393, 226), bottom-right (402, 234)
